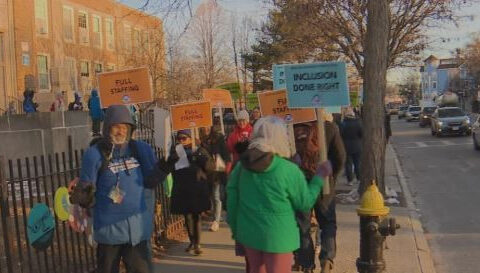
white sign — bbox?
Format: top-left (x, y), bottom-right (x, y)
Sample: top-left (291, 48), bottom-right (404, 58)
top-left (153, 107), bottom-right (172, 158)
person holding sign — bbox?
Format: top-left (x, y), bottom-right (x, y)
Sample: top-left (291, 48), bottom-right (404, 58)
top-left (227, 110), bottom-right (253, 164)
top-left (199, 126), bottom-right (232, 232)
top-left (164, 130), bottom-right (212, 256)
top-left (227, 116), bottom-right (332, 273)
top-left (72, 105), bottom-right (167, 273)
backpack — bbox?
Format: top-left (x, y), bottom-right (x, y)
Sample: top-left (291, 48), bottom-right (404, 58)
top-left (27, 203), bottom-right (55, 250)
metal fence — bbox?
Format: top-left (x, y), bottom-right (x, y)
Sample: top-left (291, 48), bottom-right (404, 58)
top-left (0, 109), bottom-right (184, 273)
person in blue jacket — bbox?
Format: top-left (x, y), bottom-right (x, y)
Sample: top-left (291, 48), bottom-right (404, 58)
top-left (71, 105), bottom-right (171, 273)
top-left (88, 89), bottom-right (104, 136)
top-left (23, 88), bottom-right (38, 113)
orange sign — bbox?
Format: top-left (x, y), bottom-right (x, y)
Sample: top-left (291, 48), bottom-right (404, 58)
top-left (170, 101), bottom-right (213, 131)
top-left (98, 67), bottom-right (153, 108)
top-left (202, 89), bottom-right (234, 108)
top-left (258, 90), bottom-right (316, 124)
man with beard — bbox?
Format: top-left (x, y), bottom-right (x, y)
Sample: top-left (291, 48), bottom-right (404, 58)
top-left (292, 113), bottom-right (346, 273)
top-left (71, 105), bottom-right (168, 273)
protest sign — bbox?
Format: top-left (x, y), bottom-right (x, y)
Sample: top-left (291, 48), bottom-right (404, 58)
top-left (257, 90), bottom-right (316, 124)
top-left (273, 64), bottom-right (287, 90)
top-left (284, 62), bottom-right (350, 108)
top-left (98, 67), bottom-right (152, 108)
top-left (170, 101), bottom-right (212, 131)
top-left (202, 89), bottom-right (234, 108)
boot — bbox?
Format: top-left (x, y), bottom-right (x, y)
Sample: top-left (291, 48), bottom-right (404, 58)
top-left (193, 244), bottom-right (203, 256)
top-left (320, 259), bottom-right (333, 273)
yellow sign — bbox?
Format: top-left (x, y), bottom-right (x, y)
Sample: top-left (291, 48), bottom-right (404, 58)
top-left (54, 187), bottom-right (70, 221)
top-left (202, 89), bottom-right (234, 108)
top-left (98, 67), bottom-right (153, 108)
top-left (258, 90), bottom-right (316, 124)
top-left (170, 101), bottom-right (213, 131)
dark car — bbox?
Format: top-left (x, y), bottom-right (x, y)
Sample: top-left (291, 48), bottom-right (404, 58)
top-left (419, 106), bottom-right (437, 127)
top-left (398, 106), bottom-right (408, 119)
top-left (431, 107), bottom-right (472, 137)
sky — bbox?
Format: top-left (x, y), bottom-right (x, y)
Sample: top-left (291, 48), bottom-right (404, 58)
top-left (121, 0), bottom-right (480, 81)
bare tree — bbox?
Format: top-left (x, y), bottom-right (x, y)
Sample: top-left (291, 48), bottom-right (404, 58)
top-left (190, 0), bottom-right (230, 88)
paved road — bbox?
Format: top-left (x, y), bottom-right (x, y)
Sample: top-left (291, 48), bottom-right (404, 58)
top-left (391, 117), bottom-right (480, 273)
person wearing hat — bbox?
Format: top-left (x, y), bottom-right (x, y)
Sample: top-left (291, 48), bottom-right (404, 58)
top-left (250, 107), bottom-right (262, 127)
top-left (88, 89), bottom-right (104, 137)
top-left (164, 129), bottom-right (212, 255)
top-left (227, 109), bottom-right (253, 164)
top-left (72, 105), bottom-right (168, 273)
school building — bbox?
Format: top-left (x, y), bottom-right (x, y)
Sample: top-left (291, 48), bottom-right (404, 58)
top-left (0, 0), bottom-right (164, 112)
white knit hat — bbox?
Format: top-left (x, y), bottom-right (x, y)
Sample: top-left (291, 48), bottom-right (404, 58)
top-left (237, 110), bottom-right (250, 122)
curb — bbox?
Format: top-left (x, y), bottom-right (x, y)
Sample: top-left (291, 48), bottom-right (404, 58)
top-left (390, 145), bottom-right (437, 273)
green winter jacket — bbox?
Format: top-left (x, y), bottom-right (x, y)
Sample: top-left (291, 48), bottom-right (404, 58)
top-left (226, 149), bottom-right (323, 253)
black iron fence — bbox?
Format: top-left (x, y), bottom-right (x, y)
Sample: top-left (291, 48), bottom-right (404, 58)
top-left (0, 108), bottom-right (184, 273)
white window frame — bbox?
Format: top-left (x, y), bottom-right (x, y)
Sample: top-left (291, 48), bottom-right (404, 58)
top-left (37, 54), bottom-right (50, 92)
top-left (94, 62), bottom-right (103, 74)
top-left (79, 60), bottom-right (90, 78)
top-left (63, 6), bottom-right (75, 43)
top-left (64, 56), bottom-right (78, 91)
top-left (35, 0), bottom-right (49, 36)
top-left (92, 15), bottom-right (102, 49)
top-left (105, 18), bottom-right (115, 51)
top-left (78, 11), bottom-right (89, 45)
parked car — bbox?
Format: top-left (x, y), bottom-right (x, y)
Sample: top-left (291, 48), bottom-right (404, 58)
top-left (398, 105), bottom-right (409, 119)
top-left (386, 102), bottom-right (401, 115)
top-left (431, 107), bottom-right (471, 137)
top-left (405, 105), bottom-right (422, 122)
top-left (419, 106), bottom-right (437, 127)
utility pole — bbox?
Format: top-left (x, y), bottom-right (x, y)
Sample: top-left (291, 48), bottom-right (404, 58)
top-left (360, 0), bottom-right (389, 195)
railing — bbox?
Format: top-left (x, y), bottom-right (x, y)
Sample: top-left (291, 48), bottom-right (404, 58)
top-left (0, 110), bottom-right (185, 272)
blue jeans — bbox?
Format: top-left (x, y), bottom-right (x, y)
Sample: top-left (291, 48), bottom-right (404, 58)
top-left (345, 152), bottom-right (361, 182)
top-left (211, 183), bottom-right (222, 222)
top-left (314, 200), bottom-right (337, 262)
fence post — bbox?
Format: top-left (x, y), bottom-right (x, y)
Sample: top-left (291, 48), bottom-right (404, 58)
top-left (0, 156), bottom-right (14, 272)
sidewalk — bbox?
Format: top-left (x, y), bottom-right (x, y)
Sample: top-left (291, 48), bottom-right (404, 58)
top-left (154, 145), bottom-right (436, 273)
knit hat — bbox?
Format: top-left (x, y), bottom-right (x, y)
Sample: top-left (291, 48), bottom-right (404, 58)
top-left (237, 110), bottom-right (250, 122)
top-left (177, 129), bottom-right (191, 138)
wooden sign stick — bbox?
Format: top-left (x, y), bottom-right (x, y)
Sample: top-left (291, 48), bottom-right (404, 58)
top-left (287, 123), bottom-right (297, 156)
top-left (316, 108), bottom-right (330, 195)
top-left (218, 107), bottom-right (225, 135)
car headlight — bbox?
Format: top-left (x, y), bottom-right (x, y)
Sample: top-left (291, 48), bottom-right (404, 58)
top-left (438, 121), bottom-right (443, 126)
top-left (423, 115), bottom-right (428, 118)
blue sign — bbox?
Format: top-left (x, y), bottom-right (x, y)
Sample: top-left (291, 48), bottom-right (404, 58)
top-left (285, 62), bottom-right (350, 108)
top-left (273, 64), bottom-right (286, 90)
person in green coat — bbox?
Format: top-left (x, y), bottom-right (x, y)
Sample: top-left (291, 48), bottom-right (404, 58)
top-left (227, 116), bottom-right (331, 273)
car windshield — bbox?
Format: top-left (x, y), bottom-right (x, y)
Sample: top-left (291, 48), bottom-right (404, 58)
top-left (409, 107), bottom-right (421, 112)
top-left (423, 107), bottom-right (436, 114)
top-left (400, 106), bottom-right (408, 110)
top-left (438, 108), bottom-right (465, 118)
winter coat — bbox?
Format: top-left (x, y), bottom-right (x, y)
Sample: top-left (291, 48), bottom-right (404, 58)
top-left (170, 146), bottom-right (211, 215)
top-left (340, 117), bottom-right (363, 154)
top-left (227, 148), bottom-right (323, 253)
top-left (88, 90), bottom-right (104, 120)
top-left (200, 131), bottom-right (231, 184)
top-left (23, 90), bottom-right (37, 113)
top-left (227, 124), bottom-right (253, 163)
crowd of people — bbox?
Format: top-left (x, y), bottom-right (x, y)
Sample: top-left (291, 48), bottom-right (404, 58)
top-left (64, 97), bottom-right (377, 273)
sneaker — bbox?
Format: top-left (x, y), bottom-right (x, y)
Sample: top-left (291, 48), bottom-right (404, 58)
top-left (210, 221), bottom-right (220, 232)
top-left (193, 245), bottom-right (203, 256)
top-left (185, 243), bottom-right (194, 252)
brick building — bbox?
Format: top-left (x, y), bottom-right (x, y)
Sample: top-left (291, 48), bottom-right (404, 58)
top-left (0, 0), bottom-right (164, 112)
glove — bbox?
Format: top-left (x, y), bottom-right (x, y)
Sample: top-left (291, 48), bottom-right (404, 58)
top-left (316, 160), bottom-right (332, 179)
top-left (69, 183), bottom-right (96, 209)
top-left (158, 144), bottom-right (180, 173)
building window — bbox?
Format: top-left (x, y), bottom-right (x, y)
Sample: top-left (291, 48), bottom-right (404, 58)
top-left (37, 55), bottom-right (49, 91)
top-left (105, 64), bottom-right (115, 72)
top-left (80, 61), bottom-right (89, 77)
top-left (78, 12), bottom-right (89, 44)
top-left (65, 57), bottom-right (77, 91)
top-left (124, 24), bottom-right (132, 53)
top-left (94, 63), bottom-right (103, 74)
top-left (92, 15), bottom-right (102, 48)
top-left (35, 0), bottom-right (48, 35)
top-left (105, 19), bottom-right (115, 51)
top-left (63, 6), bottom-right (74, 42)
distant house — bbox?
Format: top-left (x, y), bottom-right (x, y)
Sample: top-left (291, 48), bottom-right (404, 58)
top-left (420, 55), bottom-right (475, 106)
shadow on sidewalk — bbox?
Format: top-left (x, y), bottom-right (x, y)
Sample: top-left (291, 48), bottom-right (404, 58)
top-left (154, 263), bottom-right (244, 273)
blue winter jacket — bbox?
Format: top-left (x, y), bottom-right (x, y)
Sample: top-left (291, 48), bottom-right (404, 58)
top-left (88, 90), bottom-right (104, 120)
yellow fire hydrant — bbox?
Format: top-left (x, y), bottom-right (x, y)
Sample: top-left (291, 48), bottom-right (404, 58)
top-left (356, 183), bottom-right (400, 273)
